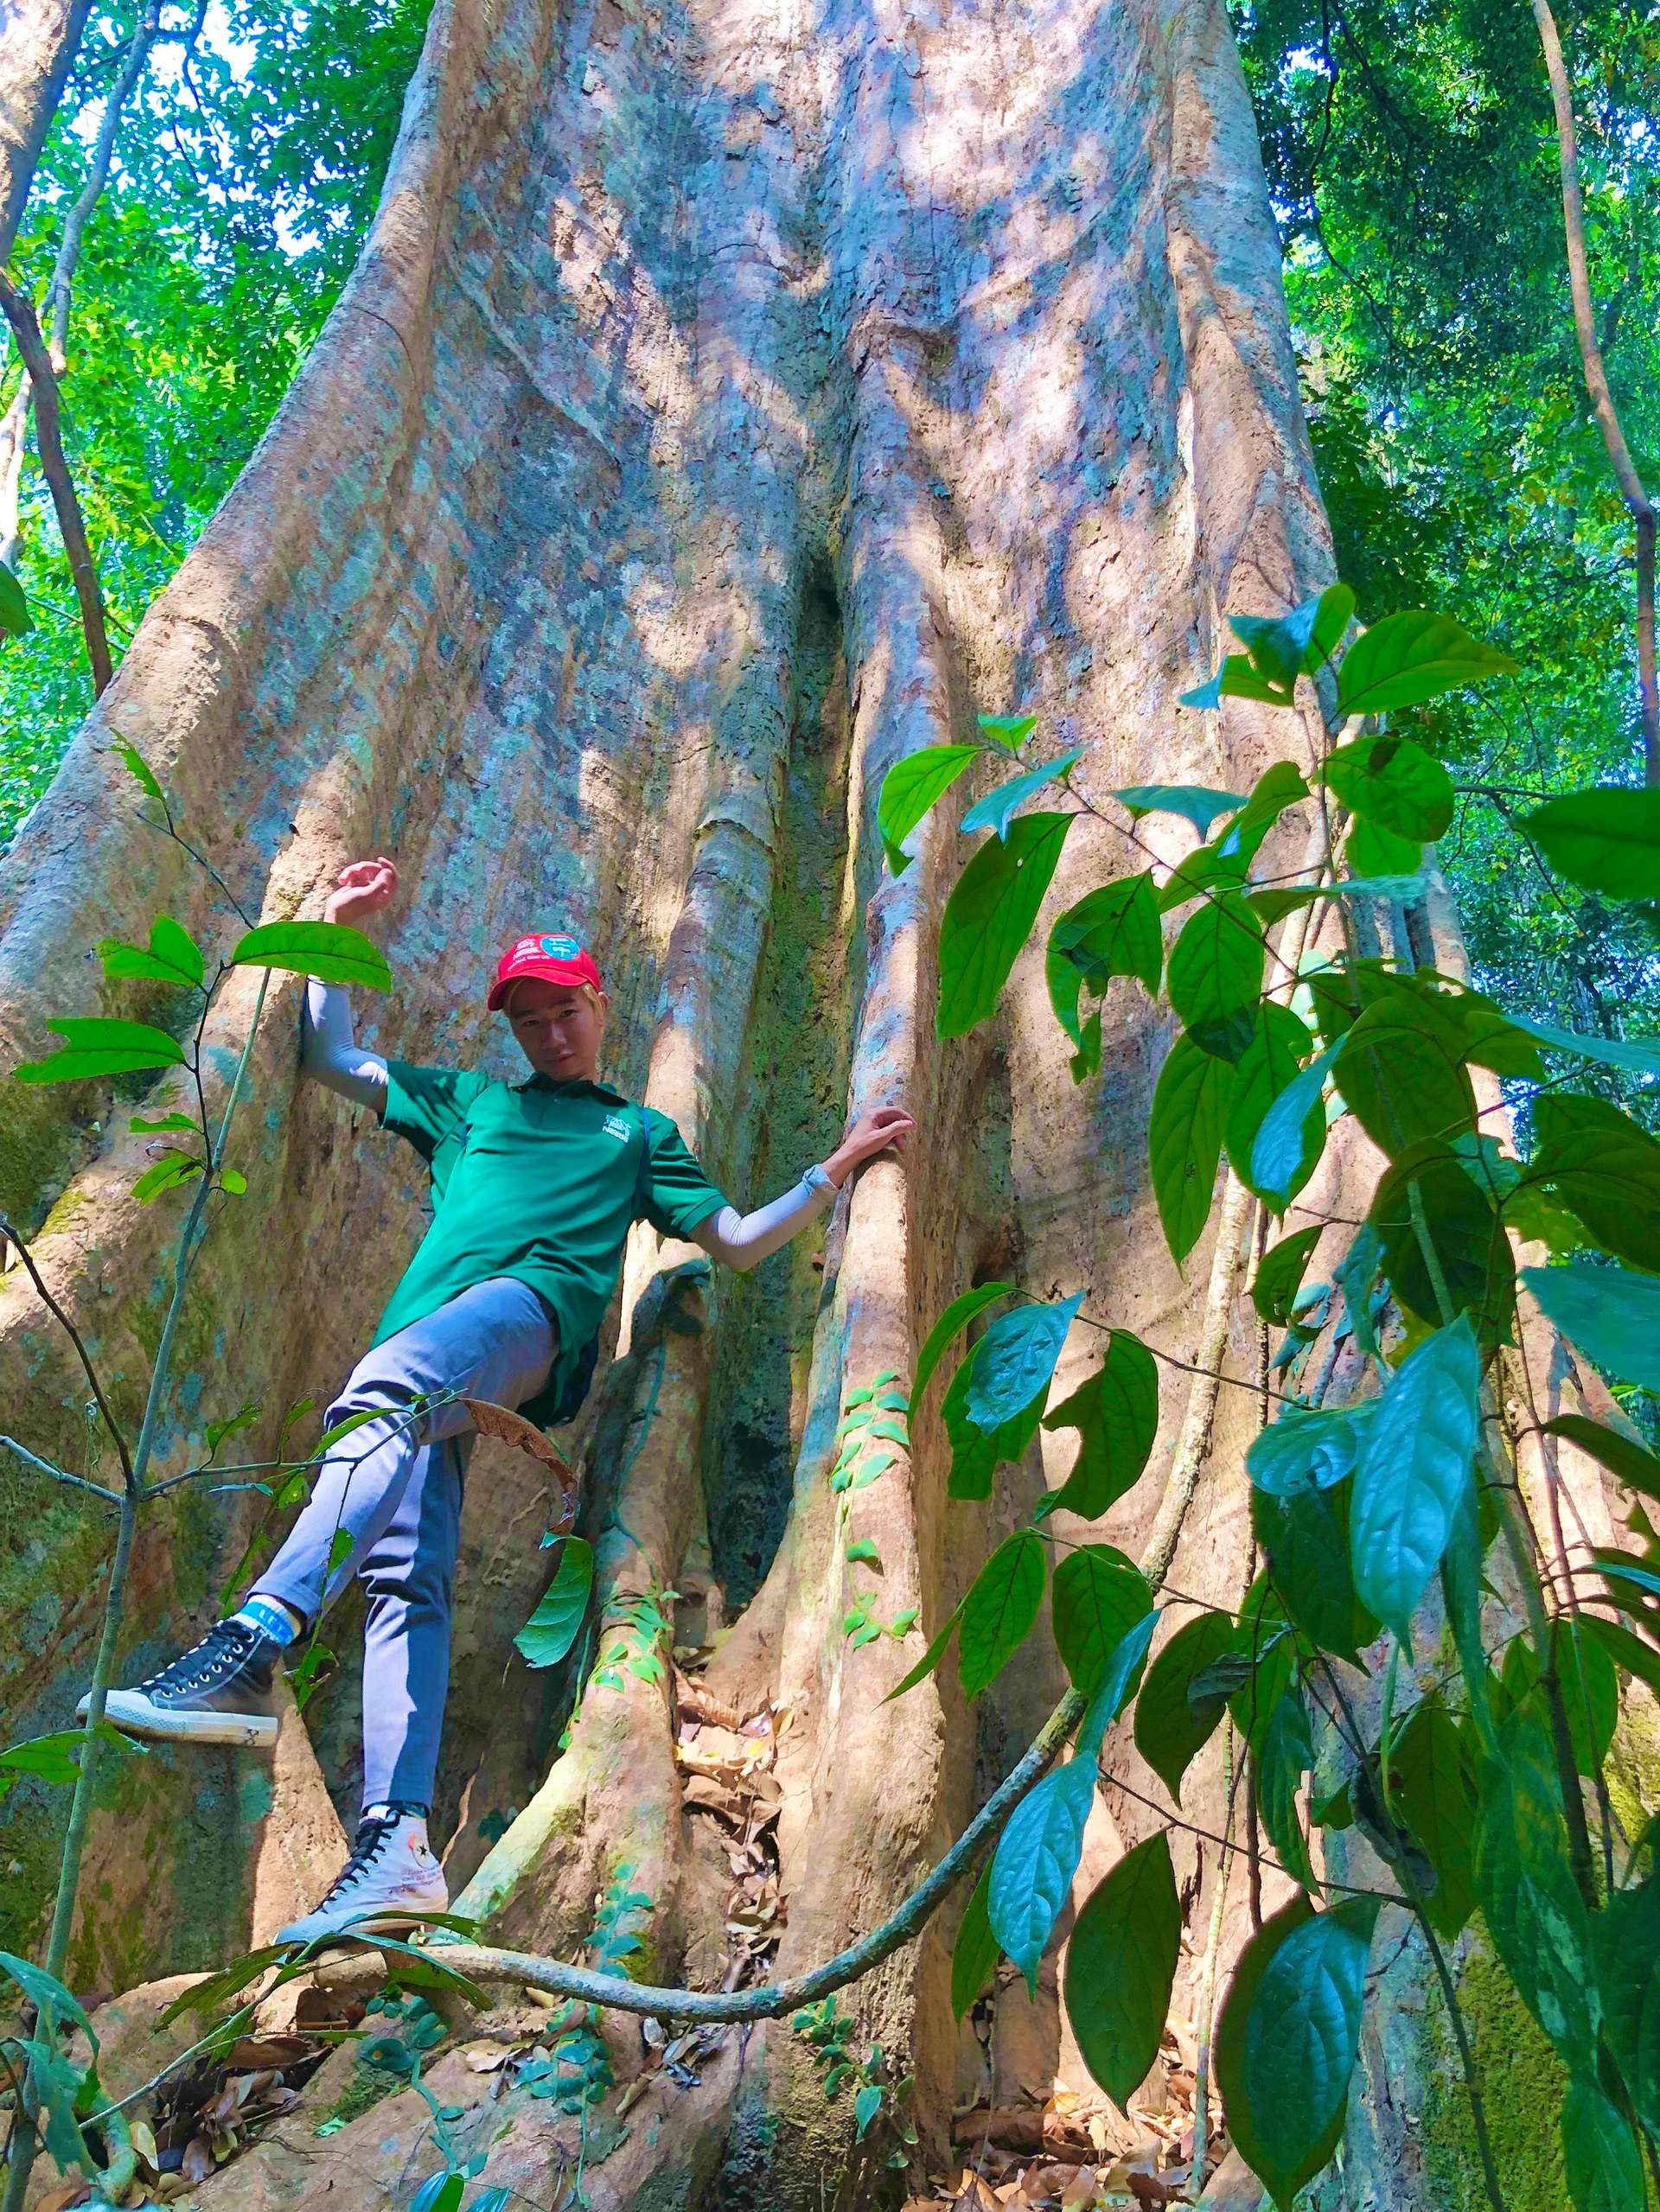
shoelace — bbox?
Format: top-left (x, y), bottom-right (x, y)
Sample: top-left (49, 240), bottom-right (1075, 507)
top-left (320, 1819), bottom-right (399, 1905)
top-left (138, 1618), bottom-right (257, 1697)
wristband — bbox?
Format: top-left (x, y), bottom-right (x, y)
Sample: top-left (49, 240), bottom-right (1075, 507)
top-left (803, 1163), bottom-right (840, 1202)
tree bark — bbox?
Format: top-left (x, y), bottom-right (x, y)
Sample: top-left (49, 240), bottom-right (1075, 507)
top-left (0, 0), bottom-right (1637, 2205)
top-left (0, 0), bottom-right (93, 267)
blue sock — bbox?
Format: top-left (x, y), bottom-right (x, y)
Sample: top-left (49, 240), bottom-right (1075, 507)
top-left (233, 1595), bottom-right (303, 1647)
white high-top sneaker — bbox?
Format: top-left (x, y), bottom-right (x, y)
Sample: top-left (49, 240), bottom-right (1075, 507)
top-left (274, 1811), bottom-right (448, 1947)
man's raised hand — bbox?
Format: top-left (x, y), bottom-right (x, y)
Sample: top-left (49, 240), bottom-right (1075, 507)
top-left (324, 856), bottom-right (399, 928)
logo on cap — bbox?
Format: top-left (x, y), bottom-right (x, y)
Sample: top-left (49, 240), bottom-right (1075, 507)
top-left (540, 934), bottom-right (581, 960)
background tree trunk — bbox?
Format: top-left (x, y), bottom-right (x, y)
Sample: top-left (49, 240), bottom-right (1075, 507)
top-left (0, 0), bottom-right (1633, 2203)
top-left (0, 0), bottom-right (93, 265)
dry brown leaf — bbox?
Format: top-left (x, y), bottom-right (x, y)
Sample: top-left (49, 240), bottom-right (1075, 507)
top-left (129, 2120), bottom-right (159, 2172)
top-left (950, 2178), bottom-right (1001, 2212)
top-left (182, 2137), bottom-right (215, 2185)
top-left (31, 2181), bottom-right (91, 2212)
top-left (226, 2035), bottom-right (315, 2069)
top-left (1058, 2171), bottom-right (1100, 2210)
top-left (463, 1399), bottom-right (578, 1530)
top-left (460, 2042), bottom-right (511, 2073)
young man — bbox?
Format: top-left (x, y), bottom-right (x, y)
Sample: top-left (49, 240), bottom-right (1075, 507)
top-left (81, 857), bottom-right (912, 1945)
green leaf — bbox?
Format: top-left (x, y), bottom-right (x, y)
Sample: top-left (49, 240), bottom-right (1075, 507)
top-left (1542, 1414), bottom-right (1660, 1507)
top-left (1591, 1551), bottom-right (1660, 1608)
top-left (1159, 839), bottom-right (1248, 915)
top-left (131, 1110), bottom-right (198, 1132)
top-left (961, 748), bottom-right (1084, 840)
top-left (1324, 734), bottom-right (1455, 841)
top-left (958, 1532), bottom-right (1046, 1699)
top-left (1247, 874), bottom-right (1426, 928)
top-left (878, 744), bottom-right (980, 871)
top-left (1334, 997), bottom-right (1476, 1157)
top-left (883, 1598), bottom-right (967, 1702)
top-left (943, 1345), bottom-right (1044, 1500)
top-left (1334, 1221), bottom-right (1384, 1359)
top-left (206, 1402), bottom-right (260, 1453)
top-left (1248, 1401), bottom-right (1373, 1497)
top-left (989, 1751), bottom-right (1096, 1993)
top-left (950, 1864), bottom-right (998, 2021)
top-left (1521, 1261), bottom-right (1660, 1394)
top-left (1249, 1040), bottom-right (1341, 1208)
top-left (1255, 1692), bottom-right (1315, 1890)
top-left (1501, 1620), bottom-right (1618, 1777)
top-left (964, 1295), bottom-right (1083, 1431)
top-left (1133, 1611), bottom-right (1235, 1804)
top-left (230, 919), bottom-right (393, 991)
top-left (1593, 1874), bottom-right (1660, 2134)
top-left (1113, 784), bottom-right (1247, 836)
top-left (1251, 1226), bottom-right (1323, 1328)
top-left (16, 1016), bottom-right (188, 1085)
top-left (1561, 2075), bottom-right (1644, 2212)
top-left (1335, 609), bottom-right (1516, 716)
top-left (1350, 1316), bottom-right (1481, 1641)
top-left (1254, 1479), bottom-right (1377, 1666)
top-left (1166, 892), bottom-right (1265, 1049)
top-left (1051, 1546), bottom-right (1153, 1696)
top-left (1301, 583), bottom-right (1357, 671)
top-left (514, 1539), bottom-right (595, 1668)
top-left (1046, 874), bottom-right (1162, 1052)
top-left (1149, 1032), bottom-right (1235, 1263)
top-left (1528, 1093), bottom-right (1660, 1274)
top-left (853, 2081), bottom-right (884, 2139)
top-left (1345, 816), bottom-right (1422, 875)
top-left (133, 1151), bottom-right (204, 1203)
top-left (1064, 1833), bottom-right (1181, 2109)
top-left (110, 735), bottom-right (163, 802)
top-left (1513, 1017), bottom-right (1660, 1081)
top-left (1389, 1692), bottom-right (1478, 1939)
top-left (0, 558), bottom-right (32, 636)
top-left (1180, 654), bottom-right (1293, 710)
top-left (978, 711), bottom-right (1037, 753)
top-left (1040, 1330), bottom-right (1160, 1519)
top-left (1579, 1614), bottom-right (1660, 1707)
top-left (99, 915), bottom-right (207, 989)
top-left (409, 2173), bottom-right (464, 2212)
top-left (936, 813), bottom-right (1071, 1040)
top-left (220, 1167), bottom-right (248, 1195)
top-left (1522, 787), bottom-right (1660, 902)
top-left (846, 1538), bottom-right (881, 1565)
top-left (1229, 596), bottom-right (1329, 691)
top-left (1474, 1709), bottom-right (1601, 2060)
top-left (1215, 1896), bottom-right (1377, 2211)
top-left (1226, 1003), bottom-right (1323, 1209)
top-left (914, 1283), bottom-right (1014, 1404)
top-left (1370, 1144), bottom-right (1515, 1344)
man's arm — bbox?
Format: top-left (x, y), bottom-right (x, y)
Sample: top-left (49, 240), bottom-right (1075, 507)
top-left (693, 1106), bottom-right (915, 1273)
top-left (300, 856), bottom-right (398, 1108)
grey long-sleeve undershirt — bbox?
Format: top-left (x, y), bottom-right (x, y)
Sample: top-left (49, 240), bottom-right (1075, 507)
top-left (301, 979), bottom-right (834, 1271)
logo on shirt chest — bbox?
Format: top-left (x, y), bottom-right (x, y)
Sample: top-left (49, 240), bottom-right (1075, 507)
top-left (602, 1112), bottom-right (634, 1143)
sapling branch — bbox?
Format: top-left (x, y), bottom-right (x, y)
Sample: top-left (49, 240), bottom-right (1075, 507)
top-left (0, 1216), bottom-right (135, 1488)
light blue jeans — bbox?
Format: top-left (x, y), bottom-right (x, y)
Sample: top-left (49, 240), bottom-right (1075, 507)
top-left (256, 1276), bottom-right (556, 1812)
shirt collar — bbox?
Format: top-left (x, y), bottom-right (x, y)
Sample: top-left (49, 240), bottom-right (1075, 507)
top-left (516, 1074), bottom-right (630, 1106)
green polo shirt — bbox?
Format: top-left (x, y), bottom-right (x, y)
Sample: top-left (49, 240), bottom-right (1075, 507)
top-left (374, 1061), bottom-right (729, 1426)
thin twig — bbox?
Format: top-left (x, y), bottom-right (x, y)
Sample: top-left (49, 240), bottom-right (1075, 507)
top-left (0, 1215), bottom-right (135, 1488)
top-left (0, 1436), bottom-right (120, 1503)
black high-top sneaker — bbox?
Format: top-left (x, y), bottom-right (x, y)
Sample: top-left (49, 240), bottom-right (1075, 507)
top-left (76, 1617), bottom-right (283, 1748)
top-left (274, 1811), bottom-right (448, 1947)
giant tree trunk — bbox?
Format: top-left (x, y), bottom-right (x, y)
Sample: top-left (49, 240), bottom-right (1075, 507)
top-left (0, 0), bottom-right (93, 265)
top-left (0, 0), bottom-right (1632, 2204)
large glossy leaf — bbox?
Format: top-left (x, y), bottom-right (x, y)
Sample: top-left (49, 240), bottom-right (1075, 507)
top-left (231, 918), bottom-right (392, 990)
top-left (914, 1283), bottom-right (1013, 1405)
top-left (987, 1754), bottom-right (1097, 1992)
top-left (877, 744), bottom-right (978, 870)
top-left (965, 1295), bottom-right (1083, 1431)
top-left (1064, 1834), bottom-right (1181, 2108)
top-left (1133, 1611), bottom-right (1235, 1804)
top-left (1346, 815), bottom-right (1421, 875)
top-left (1579, 1614), bottom-right (1660, 1708)
top-left (1227, 1003), bottom-right (1324, 1208)
top-left (1113, 783), bottom-right (1246, 835)
top-left (1051, 1546), bottom-right (1152, 1696)
top-left (1389, 1692), bottom-right (1478, 1939)
top-left (1473, 1707), bottom-right (1600, 2059)
top-left (978, 711), bottom-right (1037, 753)
top-left (1255, 1692), bottom-right (1315, 1890)
top-left (1324, 733), bottom-right (1455, 841)
top-left (1528, 1093), bottom-right (1660, 1273)
top-left (959, 1533), bottom-right (1046, 1698)
top-left (1166, 892), bottom-right (1265, 1051)
top-left (1254, 1479), bottom-right (1376, 1666)
top-left (1350, 1317), bottom-right (1481, 1641)
top-left (0, 558), bottom-right (31, 636)
top-left (1041, 1331), bottom-right (1159, 1518)
top-left (1521, 1261), bottom-right (1660, 1394)
top-left (99, 914), bottom-right (206, 989)
top-left (961, 747), bottom-right (1085, 840)
top-left (1251, 1225), bottom-right (1323, 1328)
top-left (1561, 2075), bottom-right (1644, 2212)
top-left (1370, 1144), bottom-right (1515, 1344)
top-left (1334, 998), bottom-right (1477, 1157)
top-left (884, 1596), bottom-right (967, 1702)
top-left (1593, 1874), bottom-right (1660, 2133)
top-left (1247, 873), bottom-right (1426, 929)
top-left (943, 1346), bottom-right (1044, 1499)
top-left (1046, 874), bottom-right (1162, 1055)
top-left (937, 812), bottom-right (1072, 1039)
top-left (1250, 1039), bottom-right (1341, 1208)
top-left (1149, 1033), bottom-right (1235, 1263)
top-left (16, 1016), bottom-right (188, 1085)
top-left (1248, 1402), bottom-right (1373, 1498)
top-left (514, 1539), bottom-right (594, 1668)
top-left (1335, 609), bottom-right (1516, 716)
top-left (1500, 1620), bottom-right (1619, 1777)
top-left (1522, 787), bottom-right (1660, 902)
top-left (1542, 1413), bottom-right (1660, 1505)
top-left (950, 1863), bottom-right (998, 2021)
top-left (1181, 653), bottom-right (1294, 710)
top-left (1515, 1016), bottom-right (1660, 1081)
top-left (1215, 1896), bottom-right (1378, 2211)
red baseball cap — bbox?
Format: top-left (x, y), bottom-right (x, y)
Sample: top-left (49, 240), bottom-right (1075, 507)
top-left (488, 931), bottom-right (604, 1011)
